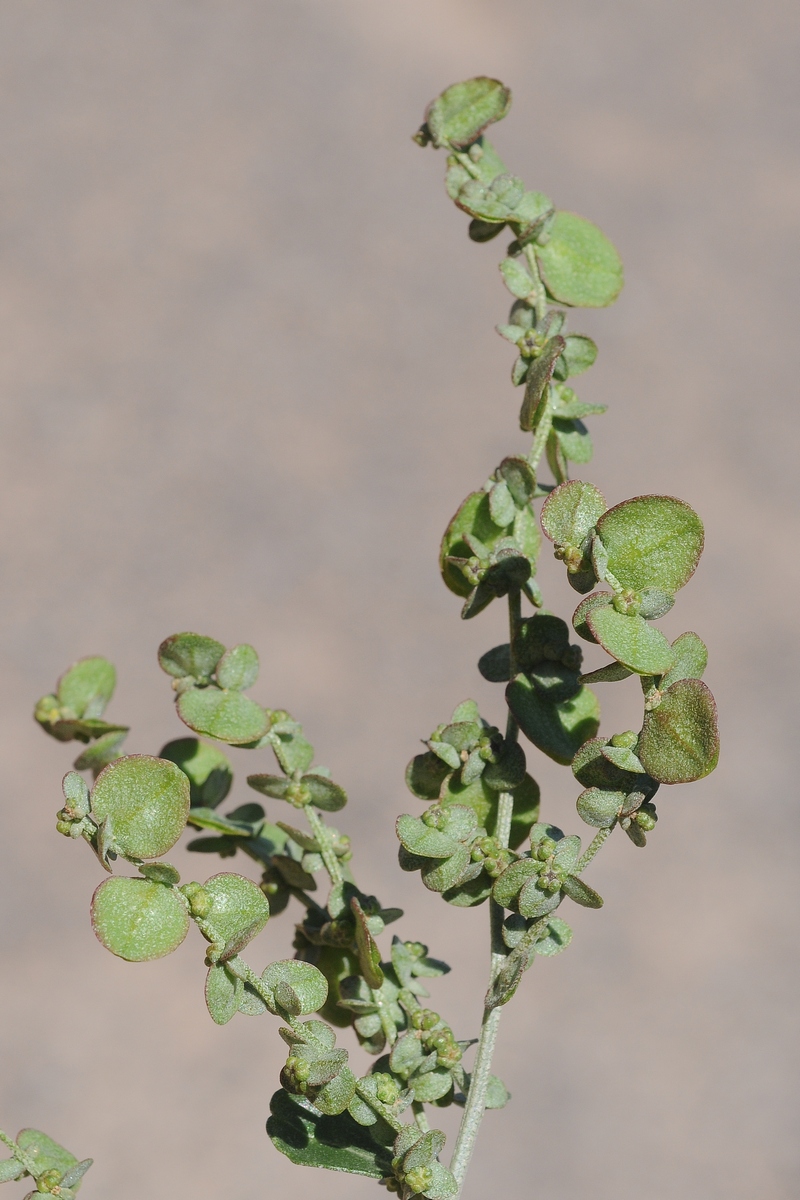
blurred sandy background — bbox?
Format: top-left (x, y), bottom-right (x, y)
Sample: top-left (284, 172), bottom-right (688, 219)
top-left (0, 2), bottom-right (798, 1197)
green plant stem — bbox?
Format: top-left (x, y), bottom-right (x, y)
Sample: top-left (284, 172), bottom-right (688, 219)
top-left (412, 1101), bottom-right (430, 1133)
top-left (451, 586), bottom-right (526, 1190)
top-left (449, 787), bottom-right (513, 1191)
top-left (523, 244), bottom-right (547, 324)
top-left (305, 807), bottom-right (343, 887)
top-left (529, 397), bottom-right (554, 474)
top-left (0, 1129), bottom-right (34, 1177)
top-left (576, 826), bottom-right (611, 873)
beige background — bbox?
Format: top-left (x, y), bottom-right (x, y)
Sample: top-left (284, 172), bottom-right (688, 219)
top-left (0, 2), bottom-right (798, 1197)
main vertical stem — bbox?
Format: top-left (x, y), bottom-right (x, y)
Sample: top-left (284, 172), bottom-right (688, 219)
top-left (450, 591), bottom-right (521, 1193)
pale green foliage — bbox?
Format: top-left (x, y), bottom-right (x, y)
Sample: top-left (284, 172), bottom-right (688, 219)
top-left (20, 75), bottom-right (719, 1200)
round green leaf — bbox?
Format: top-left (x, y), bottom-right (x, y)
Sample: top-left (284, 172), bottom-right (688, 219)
top-left (177, 687), bottom-right (268, 745)
top-left (205, 963), bottom-right (242, 1025)
top-left (304, 774), bottom-right (347, 812)
top-left (91, 877), bottom-right (190, 961)
top-left (215, 643), bottom-right (259, 691)
top-left (535, 916), bottom-right (574, 956)
top-left (158, 632), bottom-right (225, 682)
top-left (541, 479), bottom-right (606, 546)
top-left (595, 496), bottom-right (704, 593)
top-left (396, 814), bottom-right (460, 859)
top-left (263, 960), bottom-right (328, 1015)
top-left (561, 334), bottom-right (597, 377)
top-left (638, 679), bottom-right (719, 784)
top-left (553, 418), bottom-right (593, 464)
top-left (201, 872), bottom-right (270, 960)
top-left (57, 656), bottom-right (116, 718)
top-left (15, 1130), bottom-right (78, 1181)
top-left (409, 1067), bottom-right (453, 1103)
top-left (660, 631), bottom-right (708, 689)
top-left (586, 606), bottom-right (675, 676)
top-left (159, 737), bottom-right (233, 808)
top-left (440, 491), bottom-right (540, 598)
top-left (572, 591), bottom-right (612, 642)
top-left (0, 1159), bottom-right (24, 1182)
top-left (426, 77), bottom-right (511, 149)
top-left (576, 787), bottom-right (625, 828)
top-left (422, 845), bottom-right (471, 892)
top-left (536, 211), bottom-right (623, 308)
top-left (405, 751), bottom-right (450, 800)
top-left (506, 676), bottom-right (600, 765)
top-left (91, 755), bottom-right (189, 860)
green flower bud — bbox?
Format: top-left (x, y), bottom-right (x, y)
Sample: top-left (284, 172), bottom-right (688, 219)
top-left (405, 1165), bottom-right (434, 1195)
top-left (610, 730), bottom-right (639, 749)
top-left (612, 588), bottom-right (642, 616)
top-left (56, 819), bottom-right (73, 836)
top-left (374, 1073), bottom-right (401, 1104)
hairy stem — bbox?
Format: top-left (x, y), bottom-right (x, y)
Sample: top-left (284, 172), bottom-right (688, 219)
top-left (305, 807), bottom-right (344, 887)
top-left (449, 788), bottom-right (513, 1191)
top-left (576, 826), bottom-right (611, 873)
top-left (412, 1101), bottom-right (430, 1133)
top-left (450, 587), bottom-right (526, 1189)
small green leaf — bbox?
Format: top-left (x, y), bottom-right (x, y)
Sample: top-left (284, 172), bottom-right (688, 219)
top-left (139, 862), bottom-right (181, 885)
top-left (595, 496), bottom-right (704, 593)
top-left (541, 479), bottom-right (607, 546)
top-left (561, 334), bottom-right (597, 376)
top-left (519, 337), bottom-right (565, 432)
top-left (485, 1074), bottom-right (511, 1108)
top-left (396, 815), bottom-right (459, 859)
top-left (638, 678), bottom-right (719, 783)
top-left (496, 456), bottom-right (536, 507)
top-left (351, 898), bottom-right (384, 989)
top-left (410, 1067), bottom-right (453, 1103)
top-left (499, 257), bottom-right (534, 300)
top-left (405, 751), bottom-right (451, 800)
top-left (477, 643), bottom-right (511, 683)
top-left (91, 876), bottom-right (190, 961)
top-left (304, 775), bottom-right (347, 813)
top-left (263, 960), bottom-right (329, 1015)
top-left (205, 962), bottom-right (243, 1025)
top-left (638, 588), bottom-right (675, 620)
top-left (554, 418), bottom-right (593, 465)
top-left (314, 1068), bottom-right (357, 1117)
top-left (561, 874), bottom-right (603, 908)
top-left (91, 755), bottom-right (190, 860)
top-left (440, 491), bottom-right (540, 598)
top-left (215, 643), bottom-right (259, 691)
top-left (586, 606), bottom-right (675, 676)
top-left (267, 1089), bottom-right (393, 1178)
top-left (492, 858), bottom-right (539, 909)
top-left (488, 480), bottom-right (516, 527)
top-left (601, 744), bottom-right (645, 773)
top-left (536, 211), bottom-right (623, 307)
top-left (572, 737), bottom-right (652, 792)
top-left (159, 738), bottom-right (233, 808)
top-left (422, 845), bottom-right (471, 893)
top-left (57, 656), bottom-right (116, 718)
top-left (199, 872), bottom-right (270, 960)
top-left (15, 1130), bottom-right (80, 1181)
top-left (0, 1159), bottom-right (24, 1182)
top-left (572, 591), bottom-right (613, 642)
top-left (270, 723), bottom-right (315, 774)
top-left (576, 787), bottom-right (625, 828)
top-left (579, 661), bottom-right (633, 684)
top-left (426, 77), bottom-right (511, 149)
top-left (177, 687), bottom-right (268, 745)
top-left (660, 631), bottom-right (708, 689)
top-left (158, 632), bottom-right (225, 682)
top-left (506, 676), bottom-right (600, 765)
top-left (534, 916), bottom-right (573, 956)
top-left (72, 728), bottom-right (128, 775)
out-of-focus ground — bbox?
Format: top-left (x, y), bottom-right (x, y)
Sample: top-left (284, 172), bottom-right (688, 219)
top-left (0, 2), bottom-right (798, 1197)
